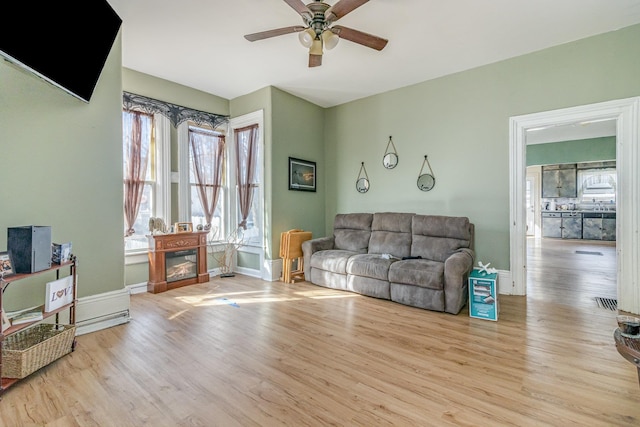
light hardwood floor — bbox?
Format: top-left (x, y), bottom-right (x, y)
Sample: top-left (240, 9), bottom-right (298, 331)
top-left (0, 240), bottom-right (637, 426)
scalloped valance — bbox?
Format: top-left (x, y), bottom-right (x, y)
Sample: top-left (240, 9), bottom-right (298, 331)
top-left (122, 91), bottom-right (229, 130)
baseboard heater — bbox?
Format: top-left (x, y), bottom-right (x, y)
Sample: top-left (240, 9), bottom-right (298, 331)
top-left (75, 309), bottom-right (131, 336)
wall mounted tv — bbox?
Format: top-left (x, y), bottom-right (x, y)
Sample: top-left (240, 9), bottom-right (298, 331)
top-left (0, 1), bottom-right (122, 103)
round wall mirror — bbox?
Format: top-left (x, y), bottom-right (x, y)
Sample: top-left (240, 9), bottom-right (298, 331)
top-left (417, 173), bottom-right (435, 191)
top-left (382, 136), bottom-right (399, 169)
top-left (356, 177), bottom-right (370, 193)
top-left (383, 152), bottom-right (398, 169)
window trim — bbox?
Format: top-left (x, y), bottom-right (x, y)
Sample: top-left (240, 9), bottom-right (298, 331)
top-left (178, 121), bottom-right (229, 242)
top-left (229, 110), bottom-right (264, 279)
top-left (229, 111), bottom-right (264, 250)
top-left (124, 113), bottom-right (171, 259)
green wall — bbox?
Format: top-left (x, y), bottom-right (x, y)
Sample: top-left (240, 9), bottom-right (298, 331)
top-left (122, 68), bottom-right (229, 116)
top-left (229, 87), bottom-right (326, 262)
top-left (270, 88), bottom-right (325, 258)
top-left (0, 33), bottom-right (125, 307)
top-left (324, 24), bottom-right (640, 270)
top-left (526, 137), bottom-right (616, 166)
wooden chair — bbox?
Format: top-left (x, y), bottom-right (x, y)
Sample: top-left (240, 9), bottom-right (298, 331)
top-left (280, 229), bottom-right (312, 283)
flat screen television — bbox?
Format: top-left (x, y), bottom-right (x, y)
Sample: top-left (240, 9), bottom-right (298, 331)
top-left (0, 1), bottom-right (122, 103)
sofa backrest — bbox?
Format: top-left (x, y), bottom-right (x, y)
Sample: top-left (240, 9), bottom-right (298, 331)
top-left (368, 212), bottom-right (414, 258)
top-left (411, 215), bottom-right (473, 262)
top-left (333, 213), bottom-right (373, 252)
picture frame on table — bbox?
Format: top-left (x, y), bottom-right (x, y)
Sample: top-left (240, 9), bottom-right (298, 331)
top-left (289, 157), bottom-right (316, 192)
top-left (0, 251), bottom-right (15, 278)
top-left (174, 222), bottom-right (194, 233)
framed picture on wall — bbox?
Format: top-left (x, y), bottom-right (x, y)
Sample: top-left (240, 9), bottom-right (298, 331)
top-left (289, 157), bottom-right (316, 192)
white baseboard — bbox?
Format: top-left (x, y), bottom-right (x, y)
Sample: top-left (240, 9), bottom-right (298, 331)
top-left (127, 281), bottom-right (148, 295)
top-left (497, 269), bottom-right (514, 295)
top-left (263, 258), bottom-right (281, 281)
top-left (75, 288), bottom-right (131, 336)
top-left (224, 258), bottom-right (281, 281)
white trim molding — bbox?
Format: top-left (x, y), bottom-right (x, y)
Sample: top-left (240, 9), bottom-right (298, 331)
top-left (229, 110), bottom-right (266, 279)
top-left (509, 97), bottom-right (640, 314)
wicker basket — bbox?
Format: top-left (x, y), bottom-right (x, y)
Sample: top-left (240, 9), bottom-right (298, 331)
top-left (2, 324), bottom-right (76, 379)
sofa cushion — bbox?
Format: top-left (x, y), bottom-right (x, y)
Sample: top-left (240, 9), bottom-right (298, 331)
top-left (309, 249), bottom-right (356, 275)
top-left (333, 213), bottom-right (373, 252)
top-left (411, 215), bottom-right (472, 262)
top-left (346, 254), bottom-right (396, 281)
top-left (388, 259), bottom-right (445, 290)
top-left (310, 269), bottom-right (348, 291)
top-left (348, 275), bottom-right (391, 299)
top-left (390, 283), bottom-right (444, 312)
top-left (367, 212), bottom-right (414, 258)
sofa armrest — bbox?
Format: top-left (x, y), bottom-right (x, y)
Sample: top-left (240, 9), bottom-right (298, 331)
top-left (302, 237), bottom-right (336, 280)
top-left (443, 248), bottom-right (475, 314)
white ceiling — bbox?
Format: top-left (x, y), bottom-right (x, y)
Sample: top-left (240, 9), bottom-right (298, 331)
top-left (106, 0), bottom-right (640, 109)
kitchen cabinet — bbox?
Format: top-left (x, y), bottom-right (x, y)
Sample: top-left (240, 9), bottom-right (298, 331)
top-left (583, 212), bottom-right (616, 241)
top-left (542, 164), bottom-right (577, 198)
top-left (561, 212), bottom-right (582, 239)
top-left (542, 212), bottom-right (582, 239)
top-left (542, 212), bottom-right (562, 238)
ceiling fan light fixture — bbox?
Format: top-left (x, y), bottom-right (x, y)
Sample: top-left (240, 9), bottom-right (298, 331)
top-left (322, 29), bottom-right (339, 50)
top-left (309, 37), bottom-right (323, 56)
top-left (298, 28), bottom-right (315, 48)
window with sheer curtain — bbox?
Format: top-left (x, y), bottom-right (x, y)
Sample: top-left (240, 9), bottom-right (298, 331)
top-left (234, 124), bottom-right (261, 246)
top-left (188, 125), bottom-right (226, 241)
top-left (123, 110), bottom-right (170, 254)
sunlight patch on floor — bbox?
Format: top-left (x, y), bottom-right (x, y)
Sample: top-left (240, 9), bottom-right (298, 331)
top-left (293, 289), bottom-right (359, 299)
top-left (175, 293), bottom-right (303, 307)
top-left (173, 287), bottom-right (358, 307)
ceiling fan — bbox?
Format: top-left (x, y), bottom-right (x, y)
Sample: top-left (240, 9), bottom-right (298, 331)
top-left (244, 0), bottom-right (388, 67)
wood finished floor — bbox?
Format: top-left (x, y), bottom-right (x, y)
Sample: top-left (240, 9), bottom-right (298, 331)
top-left (0, 238), bottom-right (637, 426)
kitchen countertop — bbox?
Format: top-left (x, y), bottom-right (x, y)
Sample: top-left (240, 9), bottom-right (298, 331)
top-left (542, 210), bottom-right (616, 214)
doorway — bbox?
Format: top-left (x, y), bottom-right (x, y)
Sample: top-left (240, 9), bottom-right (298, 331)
top-left (525, 171), bottom-right (540, 238)
top-left (509, 97), bottom-right (640, 314)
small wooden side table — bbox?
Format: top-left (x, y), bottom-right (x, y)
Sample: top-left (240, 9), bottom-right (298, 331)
top-left (279, 229), bottom-right (312, 284)
top-left (614, 328), bottom-right (640, 387)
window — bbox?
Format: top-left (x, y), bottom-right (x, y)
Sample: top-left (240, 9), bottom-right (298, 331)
top-left (578, 168), bottom-right (617, 206)
top-left (188, 125), bottom-right (226, 241)
top-left (234, 124), bottom-right (261, 247)
top-left (178, 111), bottom-right (264, 278)
top-left (123, 110), bottom-right (170, 254)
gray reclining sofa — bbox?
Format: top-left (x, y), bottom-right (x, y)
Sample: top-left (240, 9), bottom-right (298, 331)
top-left (301, 212), bottom-right (475, 314)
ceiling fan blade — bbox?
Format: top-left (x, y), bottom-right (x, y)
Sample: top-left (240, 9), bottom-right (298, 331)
top-left (244, 26), bottom-right (306, 42)
top-left (331, 25), bottom-right (388, 51)
top-left (283, 0), bottom-right (313, 19)
top-left (325, 0), bottom-right (369, 23)
top-left (309, 53), bottom-right (322, 67)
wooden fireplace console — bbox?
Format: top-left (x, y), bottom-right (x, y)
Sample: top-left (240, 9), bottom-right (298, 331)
top-left (147, 231), bottom-right (210, 294)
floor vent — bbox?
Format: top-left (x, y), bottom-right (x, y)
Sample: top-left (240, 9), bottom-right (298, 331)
top-left (595, 297), bottom-right (617, 311)
top-left (575, 250), bottom-right (603, 256)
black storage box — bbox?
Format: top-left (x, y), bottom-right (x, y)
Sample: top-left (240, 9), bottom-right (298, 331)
top-left (7, 226), bottom-right (52, 273)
